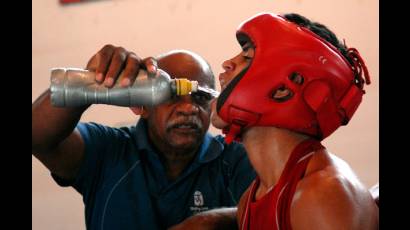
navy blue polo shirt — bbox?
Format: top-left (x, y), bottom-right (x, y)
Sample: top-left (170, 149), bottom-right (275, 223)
top-left (52, 119), bottom-right (255, 230)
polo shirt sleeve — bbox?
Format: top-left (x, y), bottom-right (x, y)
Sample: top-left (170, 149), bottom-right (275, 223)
top-left (51, 122), bottom-right (129, 198)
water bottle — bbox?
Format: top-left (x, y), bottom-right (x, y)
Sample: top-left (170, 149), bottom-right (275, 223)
top-left (50, 68), bottom-right (199, 107)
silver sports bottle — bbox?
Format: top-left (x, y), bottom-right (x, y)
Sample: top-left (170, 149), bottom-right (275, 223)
top-left (50, 68), bottom-right (199, 107)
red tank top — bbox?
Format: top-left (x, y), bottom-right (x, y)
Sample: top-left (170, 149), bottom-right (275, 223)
top-left (240, 139), bottom-right (324, 230)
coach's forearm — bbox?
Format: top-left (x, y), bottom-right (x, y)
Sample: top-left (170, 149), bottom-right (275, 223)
top-left (32, 89), bottom-right (89, 154)
top-left (169, 207), bottom-right (237, 230)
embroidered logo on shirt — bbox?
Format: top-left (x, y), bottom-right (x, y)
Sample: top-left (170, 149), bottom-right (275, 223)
top-left (190, 191), bottom-right (208, 214)
top-left (194, 191), bottom-right (204, 206)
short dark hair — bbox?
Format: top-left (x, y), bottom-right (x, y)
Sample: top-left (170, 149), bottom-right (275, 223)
top-left (283, 13), bottom-right (353, 65)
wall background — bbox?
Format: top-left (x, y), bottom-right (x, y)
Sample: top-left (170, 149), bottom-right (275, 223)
top-left (32, 0), bottom-right (379, 229)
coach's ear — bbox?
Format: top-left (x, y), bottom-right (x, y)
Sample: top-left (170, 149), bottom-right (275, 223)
top-left (130, 106), bottom-right (143, 115)
top-left (130, 106), bottom-right (150, 119)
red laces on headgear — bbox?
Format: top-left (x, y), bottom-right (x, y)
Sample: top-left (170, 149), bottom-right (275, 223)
top-left (347, 47), bottom-right (371, 88)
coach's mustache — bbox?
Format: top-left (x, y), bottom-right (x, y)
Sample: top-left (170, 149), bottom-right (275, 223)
top-left (166, 118), bottom-right (203, 131)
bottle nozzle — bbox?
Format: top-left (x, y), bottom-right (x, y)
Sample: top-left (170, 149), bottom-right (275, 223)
top-left (175, 78), bottom-right (198, 95)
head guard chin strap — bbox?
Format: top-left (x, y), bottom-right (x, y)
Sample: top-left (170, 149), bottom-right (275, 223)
top-left (216, 13), bottom-right (370, 144)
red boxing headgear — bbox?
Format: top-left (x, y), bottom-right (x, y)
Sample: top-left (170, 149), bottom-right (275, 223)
top-left (216, 13), bottom-right (371, 143)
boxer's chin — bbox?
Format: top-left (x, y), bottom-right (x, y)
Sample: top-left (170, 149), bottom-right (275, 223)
top-left (211, 110), bottom-right (229, 130)
top-left (210, 99), bottom-right (229, 130)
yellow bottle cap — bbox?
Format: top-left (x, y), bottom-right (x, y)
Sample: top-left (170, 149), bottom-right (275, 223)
top-left (175, 78), bottom-right (198, 95)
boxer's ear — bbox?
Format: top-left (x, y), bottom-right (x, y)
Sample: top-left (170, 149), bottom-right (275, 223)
top-left (271, 85), bottom-right (293, 102)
